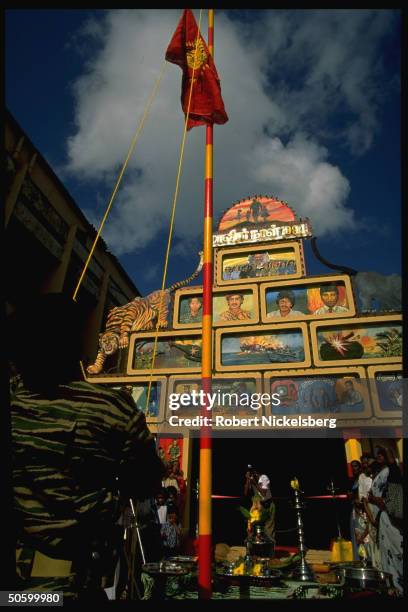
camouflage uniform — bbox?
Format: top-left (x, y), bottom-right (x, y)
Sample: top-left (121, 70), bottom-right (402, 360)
top-left (11, 379), bottom-right (164, 600)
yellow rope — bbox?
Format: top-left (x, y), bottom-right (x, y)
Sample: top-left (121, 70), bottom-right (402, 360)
top-left (72, 59), bottom-right (168, 301)
top-left (145, 9), bottom-right (203, 413)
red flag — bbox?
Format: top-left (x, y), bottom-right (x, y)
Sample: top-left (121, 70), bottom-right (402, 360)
top-left (166, 9), bottom-right (228, 130)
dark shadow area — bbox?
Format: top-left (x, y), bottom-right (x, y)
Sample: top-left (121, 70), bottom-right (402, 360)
top-left (190, 437), bottom-right (350, 550)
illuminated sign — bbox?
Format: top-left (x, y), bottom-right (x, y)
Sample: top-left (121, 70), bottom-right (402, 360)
top-left (213, 196), bottom-right (312, 246)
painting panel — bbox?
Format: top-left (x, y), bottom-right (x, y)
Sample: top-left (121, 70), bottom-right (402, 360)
top-left (314, 321), bottom-right (402, 366)
top-left (367, 365), bottom-right (403, 420)
top-left (174, 285), bottom-right (259, 328)
top-left (265, 280), bottom-right (350, 319)
top-left (111, 378), bottom-right (166, 422)
top-left (216, 323), bottom-right (310, 371)
top-left (374, 373), bottom-right (403, 412)
top-left (216, 242), bottom-right (303, 286)
top-left (265, 375), bottom-right (368, 416)
top-left (128, 331), bottom-right (202, 374)
top-left (222, 249), bottom-right (297, 281)
top-left (168, 375), bottom-right (263, 420)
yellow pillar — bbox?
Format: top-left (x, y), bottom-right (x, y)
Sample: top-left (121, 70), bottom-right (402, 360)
top-left (344, 438), bottom-right (362, 463)
top-left (83, 270), bottom-right (110, 361)
top-left (344, 438), bottom-right (362, 478)
top-left (41, 224), bottom-right (77, 293)
top-left (396, 438), bottom-right (403, 464)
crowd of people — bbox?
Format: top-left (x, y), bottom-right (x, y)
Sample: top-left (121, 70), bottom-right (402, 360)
top-left (349, 447), bottom-right (403, 594)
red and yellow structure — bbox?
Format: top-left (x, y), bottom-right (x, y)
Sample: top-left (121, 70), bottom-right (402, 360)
top-left (199, 8), bottom-right (214, 600)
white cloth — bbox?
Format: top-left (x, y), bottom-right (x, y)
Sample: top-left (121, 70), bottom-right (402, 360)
top-left (358, 473), bottom-right (372, 501)
top-left (313, 304), bottom-right (348, 315)
top-left (267, 309), bottom-right (304, 318)
top-left (157, 505), bottom-right (168, 524)
top-left (368, 467), bottom-right (403, 593)
top-left (163, 477), bottom-right (180, 492)
top-left (258, 474), bottom-right (271, 499)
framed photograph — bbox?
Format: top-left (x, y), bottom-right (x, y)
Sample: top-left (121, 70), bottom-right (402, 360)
top-left (263, 367), bottom-right (371, 420)
top-left (127, 330), bottom-right (204, 375)
top-left (260, 275), bottom-right (355, 323)
top-left (215, 242), bottom-right (303, 286)
top-left (167, 373), bottom-right (264, 430)
top-left (367, 365), bottom-right (403, 420)
top-left (173, 284), bottom-right (259, 329)
top-left (108, 377), bottom-right (167, 423)
top-left (215, 322), bottom-right (311, 372)
top-left (310, 315), bottom-right (402, 367)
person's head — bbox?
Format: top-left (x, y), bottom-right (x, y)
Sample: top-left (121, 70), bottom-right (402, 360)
top-left (166, 486), bottom-right (178, 504)
top-left (320, 285), bottom-right (340, 308)
top-left (226, 294), bottom-right (244, 312)
top-left (8, 293), bottom-right (85, 392)
top-left (345, 380), bottom-right (354, 391)
top-left (188, 297), bottom-right (202, 316)
top-left (253, 253), bottom-right (265, 264)
top-left (375, 446), bottom-right (389, 466)
top-left (167, 506), bottom-right (179, 525)
top-left (350, 460), bottom-right (361, 477)
top-left (156, 488), bottom-right (168, 506)
top-left (276, 290), bottom-right (295, 315)
top-left (360, 453), bottom-right (373, 475)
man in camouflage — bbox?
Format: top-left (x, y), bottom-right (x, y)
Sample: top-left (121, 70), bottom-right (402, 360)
top-left (10, 294), bottom-right (165, 601)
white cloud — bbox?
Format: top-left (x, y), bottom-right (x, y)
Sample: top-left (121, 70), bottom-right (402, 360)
top-left (64, 9), bottom-right (397, 255)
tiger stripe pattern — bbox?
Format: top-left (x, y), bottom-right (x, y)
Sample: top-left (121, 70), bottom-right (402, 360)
top-left (11, 379), bottom-right (157, 598)
top-left (87, 251), bottom-right (203, 374)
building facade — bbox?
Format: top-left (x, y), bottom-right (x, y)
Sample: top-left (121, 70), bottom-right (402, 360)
top-left (5, 109), bottom-right (140, 363)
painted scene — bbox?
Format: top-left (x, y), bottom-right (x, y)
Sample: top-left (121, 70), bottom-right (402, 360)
top-left (374, 373), bottom-right (403, 412)
top-left (112, 383), bottom-right (163, 417)
top-left (267, 376), bottom-right (367, 415)
top-left (132, 337), bottom-right (202, 371)
top-left (221, 331), bottom-right (305, 366)
top-left (317, 324), bottom-right (402, 362)
top-left (217, 196), bottom-right (296, 233)
top-left (171, 378), bottom-right (261, 418)
top-left (178, 291), bottom-right (255, 325)
top-left (155, 437), bottom-right (183, 469)
top-left (266, 281), bottom-right (349, 319)
top-left (222, 250), bottom-right (297, 281)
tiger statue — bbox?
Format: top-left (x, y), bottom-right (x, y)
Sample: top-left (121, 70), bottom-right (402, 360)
top-left (87, 252), bottom-right (203, 374)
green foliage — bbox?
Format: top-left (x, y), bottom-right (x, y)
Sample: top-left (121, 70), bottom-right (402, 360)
top-left (237, 506), bottom-right (251, 519)
top-left (375, 328), bottom-right (402, 357)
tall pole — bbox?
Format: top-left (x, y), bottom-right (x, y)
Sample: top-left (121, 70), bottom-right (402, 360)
top-left (198, 8), bottom-right (214, 600)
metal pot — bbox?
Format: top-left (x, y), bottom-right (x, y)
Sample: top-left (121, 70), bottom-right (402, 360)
top-left (246, 525), bottom-right (275, 558)
top-left (334, 565), bottom-right (393, 590)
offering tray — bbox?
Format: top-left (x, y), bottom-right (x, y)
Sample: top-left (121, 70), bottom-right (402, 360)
top-left (167, 555), bottom-right (197, 564)
top-left (166, 556), bottom-right (197, 571)
top-left (142, 562), bottom-right (189, 576)
top-left (216, 562), bottom-right (283, 587)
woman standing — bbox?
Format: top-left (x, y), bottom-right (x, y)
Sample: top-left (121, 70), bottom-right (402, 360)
top-left (367, 447), bottom-right (403, 595)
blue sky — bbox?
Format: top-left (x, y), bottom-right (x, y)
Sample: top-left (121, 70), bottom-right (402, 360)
top-left (6, 9), bottom-right (401, 296)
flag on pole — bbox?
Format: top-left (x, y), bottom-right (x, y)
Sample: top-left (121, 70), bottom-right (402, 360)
top-left (166, 9), bottom-right (228, 130)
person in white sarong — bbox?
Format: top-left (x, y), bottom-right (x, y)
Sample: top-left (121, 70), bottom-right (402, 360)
top-left (366, 447), bottom-right (403, 595)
